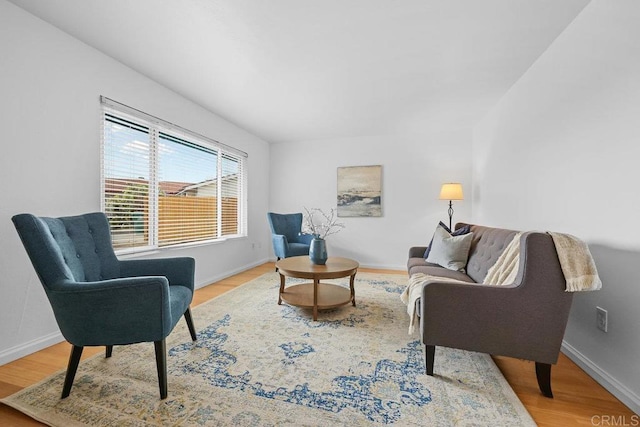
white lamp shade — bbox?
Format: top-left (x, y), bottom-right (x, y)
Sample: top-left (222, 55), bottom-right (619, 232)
top-left (439, 183), bottom-right (464, 200)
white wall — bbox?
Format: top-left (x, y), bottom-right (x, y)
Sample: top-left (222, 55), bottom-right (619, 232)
top-left (0, 0), bottom-right (271, 364)
top-left (269, 132), bottom-right (472, 270)
top-left (473, 0), bottom-right (640, 412)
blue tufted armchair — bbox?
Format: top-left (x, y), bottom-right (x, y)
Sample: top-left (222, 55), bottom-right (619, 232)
top-left (11, 212), bottom-right (197, 399)
top-left (267, 212), bottom-right (313, 261)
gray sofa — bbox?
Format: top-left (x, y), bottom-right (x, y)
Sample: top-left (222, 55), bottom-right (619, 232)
top-left (407, 223), bottom-right (574, 398)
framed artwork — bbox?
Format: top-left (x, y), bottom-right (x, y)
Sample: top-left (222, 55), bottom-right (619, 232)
top-left (337, 165), bottom-right (382, 217)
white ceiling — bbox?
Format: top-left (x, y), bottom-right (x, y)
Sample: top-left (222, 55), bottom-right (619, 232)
top-left (10, 0), bottom-right (589, 143)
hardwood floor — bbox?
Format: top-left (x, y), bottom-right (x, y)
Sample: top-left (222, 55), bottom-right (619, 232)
top-left (0, 263), bottom-right (634, 426)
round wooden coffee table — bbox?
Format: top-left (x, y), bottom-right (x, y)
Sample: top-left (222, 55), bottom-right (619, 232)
top-left (276, 256), bottom-right (359, 321)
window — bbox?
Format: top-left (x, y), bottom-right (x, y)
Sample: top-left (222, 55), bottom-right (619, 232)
top-left (101, 97), bottom-right (247, 253)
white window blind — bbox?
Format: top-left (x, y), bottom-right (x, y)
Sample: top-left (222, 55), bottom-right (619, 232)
top-left (100, 96), bottom-right (247, 253)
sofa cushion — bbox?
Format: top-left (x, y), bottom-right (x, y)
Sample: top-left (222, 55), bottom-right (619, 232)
top-left (410, 264), bottom-right (475, 282)
top-left (426, 225), bottom-right (474, 272)
top-left (408, 257), bottom-right (440, 272)
top-left (423, 222), bottom-right (471, 258)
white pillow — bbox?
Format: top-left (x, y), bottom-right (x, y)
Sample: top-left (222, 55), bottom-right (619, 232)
top-left (426, 224), bottom-right (473, 272)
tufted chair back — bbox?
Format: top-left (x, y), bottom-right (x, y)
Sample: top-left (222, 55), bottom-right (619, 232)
top-left (12, 212), bottom-right (120, 288)
top-left (459, 223), bottom-right (518, 283)
top-left (267, 212), bottom-right (304, 243)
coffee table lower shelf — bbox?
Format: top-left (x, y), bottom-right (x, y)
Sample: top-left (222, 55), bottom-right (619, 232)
top-left (279, 283), bottom-right (354, 312)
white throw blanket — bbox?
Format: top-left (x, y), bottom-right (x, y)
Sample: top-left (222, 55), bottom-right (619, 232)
top-left (484, 232), bottom-right (522, 286)
top-left (400, 273), bottom-right (469, 334)
top-left (483, 231), bottom-right (602, 291)
top-left (548, 232), bottom-right (602, 292)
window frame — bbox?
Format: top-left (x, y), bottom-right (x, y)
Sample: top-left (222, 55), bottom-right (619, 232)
top-left (100, 96), bottom-right (248, 255)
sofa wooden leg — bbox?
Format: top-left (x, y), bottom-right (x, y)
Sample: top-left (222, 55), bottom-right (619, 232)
top-left (105, 345), bottom-right (113, 358)
top-left (425, 345), bottom-right (435, 376)
top-left (155, 340), bottom-right (168, 400)
top-left (535, 362), bottom-right (553, 398)
top-left (62, 345), bottom-right (83, 399)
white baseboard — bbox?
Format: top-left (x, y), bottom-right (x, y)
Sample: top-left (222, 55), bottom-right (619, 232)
top-left (562, 341), bottom-right (640, 414)
top-left (0, 331), bottom-right (64, 366)
top-left (195, 257), bottom-right (270, 289)
top-left (358, 263), bottom-right (406, 272)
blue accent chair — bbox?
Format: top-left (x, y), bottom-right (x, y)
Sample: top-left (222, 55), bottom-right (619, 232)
top-left (11, 212), bottom-right (197, 399)
top-left (267, 212), bottom-right (313, 261)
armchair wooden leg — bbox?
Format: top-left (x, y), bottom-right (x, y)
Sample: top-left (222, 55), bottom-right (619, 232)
top-left (62, 345), bottom-right (84, 399)
top-left (535, 362), bottom-right (553, 398)
top-left (105, 345), bottom-right (113, 358)
top-left (184, 308), bottom-right (197, 341)
top-left (154, 340), bottom-right (167, 400)
top-left (425, 345), bottom-right (435, 376)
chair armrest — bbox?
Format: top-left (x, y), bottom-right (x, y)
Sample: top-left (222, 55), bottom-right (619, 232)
top-left (409, 246), bottom-right (428, 258)
top-left (48, 277), bottom-right (172, 346)
top-left (119, 257), bottom-right (195, 291)
top-left (272, 234), bottom-right (289, 258)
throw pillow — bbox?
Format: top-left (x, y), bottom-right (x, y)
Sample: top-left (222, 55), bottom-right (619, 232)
top-left (425, 224), bottom-right (474, 272)
top-left (423, 222), bottom-right (471, 259)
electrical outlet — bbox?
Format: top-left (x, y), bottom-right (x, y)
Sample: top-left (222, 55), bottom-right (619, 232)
top-left (596, 306), bottom-right (608, 332)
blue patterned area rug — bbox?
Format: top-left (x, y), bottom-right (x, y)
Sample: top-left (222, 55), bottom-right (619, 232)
top-left (1, 272), bottom-right (535, 426)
